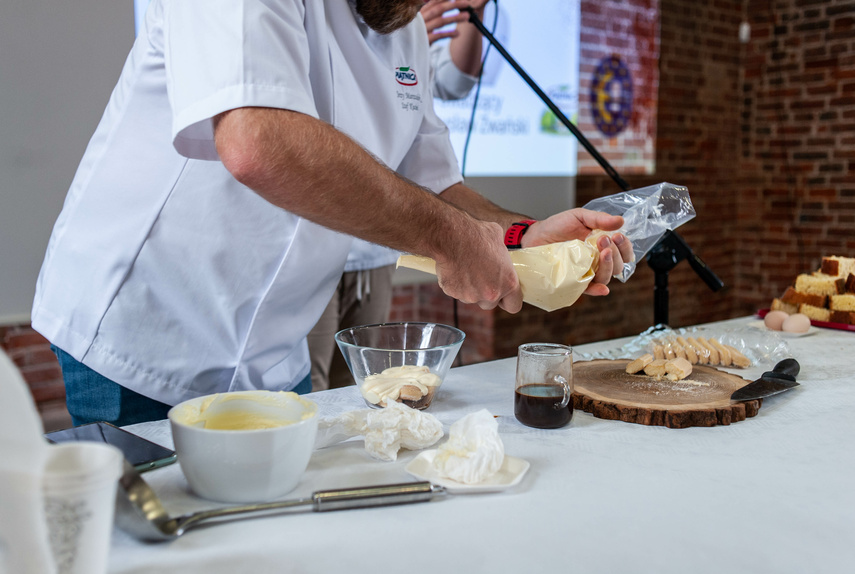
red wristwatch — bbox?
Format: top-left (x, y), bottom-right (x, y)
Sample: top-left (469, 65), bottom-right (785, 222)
top-left (504, 220), bottom-right (537, 250)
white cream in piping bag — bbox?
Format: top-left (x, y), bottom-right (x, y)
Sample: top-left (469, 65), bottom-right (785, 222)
top-left (397, 236), bottom-right (601, 312)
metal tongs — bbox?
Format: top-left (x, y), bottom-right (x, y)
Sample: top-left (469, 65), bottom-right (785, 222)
top-left (115, 461), bottom-right (446, 542)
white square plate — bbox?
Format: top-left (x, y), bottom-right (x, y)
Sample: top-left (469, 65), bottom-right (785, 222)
top-left (405, 450), bottom-right (530, 494)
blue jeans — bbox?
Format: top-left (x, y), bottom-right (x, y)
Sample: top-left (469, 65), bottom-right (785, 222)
top-left (53, 346), bottom-right (312, 427)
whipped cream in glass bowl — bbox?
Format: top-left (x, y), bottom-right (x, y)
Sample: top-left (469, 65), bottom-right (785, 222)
top-left (335, 322), bottom-right (465, 410)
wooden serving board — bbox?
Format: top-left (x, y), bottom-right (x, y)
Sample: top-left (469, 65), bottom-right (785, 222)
top-left (572, 359), bottom-right (762, 429)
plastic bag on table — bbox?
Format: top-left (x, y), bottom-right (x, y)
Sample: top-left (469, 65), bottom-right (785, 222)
top-left (577, 324), bottom-right (792, 370)
top-left (582, 182), bottom-right (696, 282)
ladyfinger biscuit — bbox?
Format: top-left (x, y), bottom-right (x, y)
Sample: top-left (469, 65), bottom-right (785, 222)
top-left (643, 359), bottom-right (668, 377)
top-left (687, 337), bottom-right (710, 364)
top-left (669, 338), bottom-right (688, 360)
top-left (723, 344), bottom-right (751, 368)
top-left (653, 344), bottom-right (665, 360)
top-left (399, 384), bottom-right (426, 402)
top-left (626, 353), bottom-right (654, 374)
top-left (664, 357), bottom-right (693, 381)
top-left (676, 336), bottom-right (698, 364)
top-left (696, 337), bottom-right (720, 365)
top-left (709, 338), bottom-right (732, 367)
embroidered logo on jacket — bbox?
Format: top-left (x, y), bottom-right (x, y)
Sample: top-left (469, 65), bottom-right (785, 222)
top-left (395, 67), bottom-right (418, 86)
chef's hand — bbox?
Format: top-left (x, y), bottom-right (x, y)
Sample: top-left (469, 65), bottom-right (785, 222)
top-left (521, 209), bottom-right (633, 296)
top-left (421, 0), bottom-right (489, 44)
top-left (433, 219), bottom-right (523, 314)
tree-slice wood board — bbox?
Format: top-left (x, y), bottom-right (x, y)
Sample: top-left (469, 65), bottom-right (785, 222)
top-left (572, 359), bottom-right (762, 429)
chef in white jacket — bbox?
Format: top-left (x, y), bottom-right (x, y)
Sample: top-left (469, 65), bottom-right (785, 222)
top-left (307, 0), bottom-right (490, 393)
top-left (32, 0), bottom-right (631, 426)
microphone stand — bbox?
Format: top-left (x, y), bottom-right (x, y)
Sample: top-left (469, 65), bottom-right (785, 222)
top-left (463, 7), bottom-right (723, 325)
top-left (646, 231), bottom-right (724, 325)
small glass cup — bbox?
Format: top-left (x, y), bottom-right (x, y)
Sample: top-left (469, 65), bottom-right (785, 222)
top-left (514, 343), bottom-right (574, 429)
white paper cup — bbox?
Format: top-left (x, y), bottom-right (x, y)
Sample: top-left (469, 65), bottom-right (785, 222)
top-left (42, 442), bottom-right (123, 574)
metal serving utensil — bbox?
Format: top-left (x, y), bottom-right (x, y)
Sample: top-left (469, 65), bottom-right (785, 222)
top-left (115, 460), bottom-right (446, 542)
top-left (730, 358), bottom-right (801, 402)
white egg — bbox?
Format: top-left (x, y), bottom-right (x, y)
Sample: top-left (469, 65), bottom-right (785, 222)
top-left (764, 310), bottom-right (789, 331)
top-left (782, 313), bottom-right (811, 333)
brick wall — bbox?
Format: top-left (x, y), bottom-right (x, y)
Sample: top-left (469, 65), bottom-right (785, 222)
top-left (0, 325), bottom-right (70, 431)
top-left (736, 0), bottom-right (855, 306)
top-left (8, 0), bottom-right (853, 423)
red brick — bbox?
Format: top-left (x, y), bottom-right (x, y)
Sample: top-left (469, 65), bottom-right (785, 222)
top-left (2, 330), bottom-right (49, 350)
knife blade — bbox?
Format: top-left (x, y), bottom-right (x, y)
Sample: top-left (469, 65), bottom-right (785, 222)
top-left (730, 358), bottom-right (801, 401)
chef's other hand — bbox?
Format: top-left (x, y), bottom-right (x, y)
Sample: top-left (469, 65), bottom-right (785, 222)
top-left (421, 1), bottom-right (469, 44)
top-left (433, 219), bottom-right (523, 314)
top-left (521, 209), bottom-right (633, 297)
top-left (421, 0), bottom-right (490, 45)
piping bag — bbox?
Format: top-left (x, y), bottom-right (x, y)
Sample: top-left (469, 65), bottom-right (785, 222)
top-left (397, 183), bottom-right (696, 312)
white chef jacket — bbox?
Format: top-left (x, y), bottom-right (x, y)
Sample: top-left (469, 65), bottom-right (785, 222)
top-left (344, 41), bottom-right (478, 273)
top-left (31, 0), bottom-right (462, 406)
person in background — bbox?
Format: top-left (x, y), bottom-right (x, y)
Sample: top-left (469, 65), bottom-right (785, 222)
top-left (307, 0), bottom-right (492, 393)
top-left (34, 0), bottom-right (631, 427)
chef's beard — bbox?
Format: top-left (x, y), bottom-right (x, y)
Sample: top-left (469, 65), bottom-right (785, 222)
top-left (355, 0), bottom-right (424, 35)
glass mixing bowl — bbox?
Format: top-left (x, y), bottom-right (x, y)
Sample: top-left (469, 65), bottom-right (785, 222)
top-left (335, 322), bottom-right (465, 410)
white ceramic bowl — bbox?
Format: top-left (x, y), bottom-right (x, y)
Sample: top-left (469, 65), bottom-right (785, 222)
top-left (168, 391), bottom-right (318, 503)
top-left (335, 322), bottom-right (465, 410)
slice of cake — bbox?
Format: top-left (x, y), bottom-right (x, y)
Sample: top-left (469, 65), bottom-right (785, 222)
top-left (830, 294), bottom-right (855, 312)
top-left (820, 256), bottom-right (855, 278)
top-left (829, 310), bottom-right (855, 325)
top-left (780, 286), bottom-right (827, 308)
top-left (770, 298), bottom-right (798, 314)
top-left (796, 273), bottom-right (844, 296)
top-left (798, 303), bottom-right (831, 322)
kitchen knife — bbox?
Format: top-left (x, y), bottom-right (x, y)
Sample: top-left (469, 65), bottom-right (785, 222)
top-left (730, 358), bottom-right (800, 401)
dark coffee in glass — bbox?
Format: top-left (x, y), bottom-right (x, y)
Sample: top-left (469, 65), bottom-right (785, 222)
top-left (515, 383), bottom-right (574, 429)
top-left (514, 343), bottom-right (573, 429)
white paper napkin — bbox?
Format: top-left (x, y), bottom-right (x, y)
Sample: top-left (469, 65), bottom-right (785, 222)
top-left (431, 409), bottom-right (504, 484)
top-left (315, 401), bottom-right (444, 461)
top-left (0, 349), bottom-right (56, 574)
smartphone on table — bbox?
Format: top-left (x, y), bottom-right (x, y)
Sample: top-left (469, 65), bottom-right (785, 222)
top-left (45, 421), bottom-right (177, 473)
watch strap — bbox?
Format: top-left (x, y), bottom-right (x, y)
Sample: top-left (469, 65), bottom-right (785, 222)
top-left (504, 220), bottom-right (537, 250)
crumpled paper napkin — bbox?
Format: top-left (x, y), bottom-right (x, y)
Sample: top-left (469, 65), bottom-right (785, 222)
top-left (0, 349), bottom-right (56, 574)
top-left (431, 409), bottom-right (504, 484)
top-left (314, 401), bottom-right (443, 461)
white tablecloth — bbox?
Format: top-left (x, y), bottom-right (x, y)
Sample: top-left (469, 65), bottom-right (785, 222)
top-left (109, 317), bottom-right (855, 574)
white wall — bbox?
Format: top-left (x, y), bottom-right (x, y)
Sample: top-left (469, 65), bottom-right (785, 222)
top-left (0, 0), bottom-right (132, 323)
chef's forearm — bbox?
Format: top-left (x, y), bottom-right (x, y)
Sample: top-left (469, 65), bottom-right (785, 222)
top-left (439, 182), bottom-right (529, 232)
top-left (213, 106), bottom-right (477, 261)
